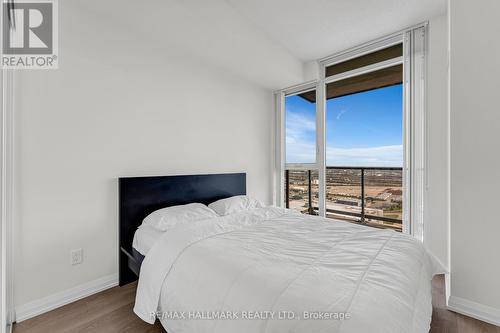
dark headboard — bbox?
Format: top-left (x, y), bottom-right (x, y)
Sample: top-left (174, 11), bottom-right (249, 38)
top-left (118, 173), bottom-right (246, 285)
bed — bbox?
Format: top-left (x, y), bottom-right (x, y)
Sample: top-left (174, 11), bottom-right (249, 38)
top-left (119, 173), bottom-right (440, 333)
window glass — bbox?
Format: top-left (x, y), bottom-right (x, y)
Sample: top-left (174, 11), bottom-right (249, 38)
top-left (326, 82), bottom-right (403, 167)
top-left (284, 170), bottom-right (318, 215)
top-left (285, 92), bottom-right (316, 164)
top-left (325, 66), bottom-right (403, 231)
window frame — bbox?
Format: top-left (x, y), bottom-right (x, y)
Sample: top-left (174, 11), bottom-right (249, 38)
top-left (275, 23), bottom-right (427, 240)
top-left (274, 81), bottom-right (319, 208)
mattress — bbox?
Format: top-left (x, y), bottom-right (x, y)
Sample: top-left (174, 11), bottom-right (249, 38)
top-left (132, 225), bottom-right (164, 256)
top-left (134, 207), bottom-right (440, 333)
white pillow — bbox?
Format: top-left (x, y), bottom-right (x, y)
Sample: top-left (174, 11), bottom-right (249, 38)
top-left (208, 195), bottom-right (264, 216)
top-left (142, 203), bottom-right (217, 231)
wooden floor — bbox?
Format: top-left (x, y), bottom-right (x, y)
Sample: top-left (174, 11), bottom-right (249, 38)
top-left (13, 275), bottom-right (499, 333)
top-left (429, 275), bottom-right (500, 333)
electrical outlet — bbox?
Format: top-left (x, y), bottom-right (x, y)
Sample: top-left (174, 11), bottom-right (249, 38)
top-left (71, 248), bottom-right (83, 265)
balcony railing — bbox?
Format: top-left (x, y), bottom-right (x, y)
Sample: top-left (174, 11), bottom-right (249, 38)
top-left (285, 167), bottom-right (403, 230)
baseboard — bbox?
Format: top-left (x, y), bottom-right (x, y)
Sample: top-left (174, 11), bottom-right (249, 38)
top-left (448, 295), bottom-right (500, 327)
top-left (444, 273), bottom-right (451, 306)
top-left (15, 274), bottom-right (118, 323)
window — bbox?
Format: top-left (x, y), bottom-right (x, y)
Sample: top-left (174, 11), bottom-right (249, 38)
top-left (280, 85), bottom-right (319, 215)
top-left (277, 26), bottom-right (426, 238)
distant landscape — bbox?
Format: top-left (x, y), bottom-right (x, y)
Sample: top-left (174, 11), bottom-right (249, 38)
top-left (286, 168), bottom-right (403, 231)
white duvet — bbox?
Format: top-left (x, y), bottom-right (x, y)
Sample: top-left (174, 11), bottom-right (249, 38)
top-left (134, 207), bottom-right (440, 333)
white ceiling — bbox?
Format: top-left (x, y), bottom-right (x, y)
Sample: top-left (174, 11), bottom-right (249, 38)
top-left (73, 0), bottom-right (447, 89)
top-left (226, 0), bottom-right (447, 61)
top-left (71, 0), bottom-right (305, 89)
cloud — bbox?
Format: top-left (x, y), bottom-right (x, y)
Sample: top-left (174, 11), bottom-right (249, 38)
top-left (326, 145), bottom-right (403, 167)
top-left (286, 141), bottom-right (316, 163)
top-left (286, 112), bottom-right (315, 134)
top-left (336, 109), bottom-right (348, 120)
top-left (285, 112), bottom-right (402, 167)
top-left (285, 112), bottom-right (316, 162)
top-left (286, 142), bottom-right (403, 167)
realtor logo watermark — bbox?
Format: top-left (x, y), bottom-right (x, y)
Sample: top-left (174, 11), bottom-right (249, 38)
top-left (1, 0), bottom-right (58, 69)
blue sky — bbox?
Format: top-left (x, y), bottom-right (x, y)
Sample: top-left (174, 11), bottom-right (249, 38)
top-left (285, 84), bottom-right (403, 167)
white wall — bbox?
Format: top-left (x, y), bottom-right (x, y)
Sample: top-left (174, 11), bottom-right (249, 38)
top-left (13, 2), bottom-right (303, 310)
top-left (424, 14), bottom-right (449, 271)
top-left (449, 0), bottom-right (500, 322)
